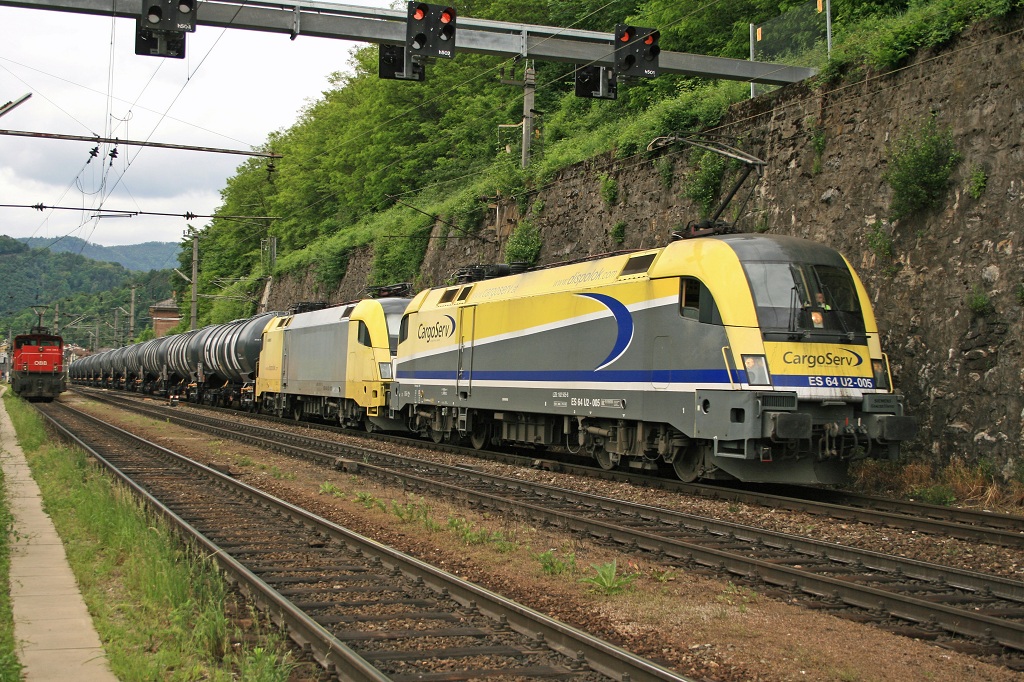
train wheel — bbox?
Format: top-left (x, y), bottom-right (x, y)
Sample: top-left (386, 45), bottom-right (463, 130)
top-left (672, 446), bottom-right (701, 482)
top-left (430, 428), bottom-right (446, 444)
top-left (594, 448), bottom-right (615, 471)
top-left (469, 421), bottom-right (490, 450)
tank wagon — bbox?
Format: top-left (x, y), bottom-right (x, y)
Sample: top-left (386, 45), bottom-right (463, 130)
top-left (255, 297), bottom-right (409, 429)
top-left (11, 328), bottom-right (66, 401)
top-left (390, 233), bottom-right (917, 485)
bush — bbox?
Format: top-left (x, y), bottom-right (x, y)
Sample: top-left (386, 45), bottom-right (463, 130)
top-left (611, 221), bottom-right (626, 245)
top-left (866, 221), bottom-right (895, 259)
top-left (683, 150), bottom-right (727, 218)
top-left (966, 284), bottom-right (994, 317)
top-left (505, 221), bottom-right (542, 266)
top-left (599, 173), bottom-right (619, 206)
top-left (967, 164), bottom-right (988, 200)
top-left (883, 114), bottom-right (961, 220)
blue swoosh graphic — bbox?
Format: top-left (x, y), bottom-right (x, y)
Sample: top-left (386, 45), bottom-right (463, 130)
top-left (445, 315), bottom-right (456, 337)
top-left (578, 293), bottom-right (633, 370)
top-left (841, 348), bottom-right (863, 366)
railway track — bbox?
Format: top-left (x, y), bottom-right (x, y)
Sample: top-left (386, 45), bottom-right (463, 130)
top-left (76, 387), bottom-right (1024, 548)
top-left (67, 389), bottom-right (1024, 668)
top-left (37, 400), bottom-right (693, 682)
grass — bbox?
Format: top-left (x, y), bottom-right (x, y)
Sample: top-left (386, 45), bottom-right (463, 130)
top-left (1, 392), bottom-right (300, 680)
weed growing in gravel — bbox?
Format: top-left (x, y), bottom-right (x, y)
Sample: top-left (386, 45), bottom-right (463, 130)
top-left (715, 582), bottom-right (759, 613)
top-left (355, 491), bottom-right (385, 510)
top-left (446, 517), bottom-right (517, 552)
top-left (580, 561), bottom-right (637, 595)
top-left (391, 499), bottom-right (431, 523)
top-left (318, 482), bottom-right (345, 498)
top-left (536, 549), bottom-right (577, 576)
top-left (236, 455), bottom-right (254, 467)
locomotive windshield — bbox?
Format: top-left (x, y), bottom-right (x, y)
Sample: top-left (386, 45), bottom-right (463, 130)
top-left (743, 261), bottom-right (866, 340)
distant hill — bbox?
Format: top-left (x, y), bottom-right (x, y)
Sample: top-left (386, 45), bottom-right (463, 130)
top-left (17, 236), bottom-right (180, 272)
top-left (0, 235), bottom-right (174, 347)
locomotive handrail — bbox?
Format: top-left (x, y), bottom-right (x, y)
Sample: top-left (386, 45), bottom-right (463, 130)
top-left (720, 346), bottom-right (736, 389)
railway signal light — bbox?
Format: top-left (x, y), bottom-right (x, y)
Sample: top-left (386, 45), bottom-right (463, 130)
top-left (406, 2), bottom-right (456, 59)
top-left (614, 24), bottom-right (660, 78)
top-left (574, 65), bottom-right (617, 99)
top-left (135, 19), bottom-right (186, 59)
top-left (379, 44), bottom-right (426, 81)
top-left (141, 0), bottom-right (197, 32)
top-left (136, 0), bottom-right (195, 58)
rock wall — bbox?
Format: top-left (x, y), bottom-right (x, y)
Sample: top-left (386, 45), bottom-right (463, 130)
top-left (268, 16), bottom-right (1024, 477)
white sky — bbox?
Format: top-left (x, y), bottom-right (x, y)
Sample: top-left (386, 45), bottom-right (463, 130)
top-left (0, 2), bottom-right (397, 248)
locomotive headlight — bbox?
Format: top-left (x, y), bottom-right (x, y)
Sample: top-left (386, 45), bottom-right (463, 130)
top-left (742, 355), bottom-right (771, 386)
top-left (378, 362), bottom-right (393, 380)
top-left (872, 357), bottom-right (891, 391)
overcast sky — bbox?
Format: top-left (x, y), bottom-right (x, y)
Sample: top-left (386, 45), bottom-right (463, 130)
top-left (0, 1), bottom-right (397, 249)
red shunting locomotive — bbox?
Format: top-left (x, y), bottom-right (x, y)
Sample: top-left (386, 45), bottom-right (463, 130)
top-left (10, 328), bottom-right (66, 402)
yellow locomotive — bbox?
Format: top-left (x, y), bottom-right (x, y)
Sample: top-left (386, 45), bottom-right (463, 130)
top-left (390, 234), bottom-right (916, 484)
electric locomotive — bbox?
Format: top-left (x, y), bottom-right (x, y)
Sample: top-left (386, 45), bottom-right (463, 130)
top-left (11, 327), bottom-right (66, 401)
top-left (255, 297), bottom-right (410, 430)
top-left (390, 233), bottom-right (917, 485)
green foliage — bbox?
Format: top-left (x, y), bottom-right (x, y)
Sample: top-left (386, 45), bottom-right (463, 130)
top-left (579, 560), bottom-right (637, 595)
top-left (683, 150), bottom-right (727, 217)
top-left (912, 484), bottom-right (957, 506)
top-left (657, 156), bottom-right (675, 189)
top-left (966, 284), bottom-right (994, 316)
top-left (809, 123), bottom-right (827, 174)
top-left (505, 221), bottom-right (542, 266)
top-left (883, 114), bottom-right (961, 220)
top-left (967, 164), bottom-right (988, 200)
top-left (1016, 283), bottom-right (1024, 307)
top-left (599, 173), bottom-right (619, 205)
top-left (318, 481), bottom-right (345, 498)
top-left (446, 517), bottom-right (516, 551)
top-left (536, 549), bottom-right (576, 576)
top-left (866, 221), bottom-right (895, 259)
top-left (611, 221), bottom-right (627, 245)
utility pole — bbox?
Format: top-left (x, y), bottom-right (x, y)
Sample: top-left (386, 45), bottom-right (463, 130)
top-left (186, 226), bottom-right (198, 331)
top-left (500, 61), bottom-right (537, 169)
top-left (129, 285), bottom-right (137, 340)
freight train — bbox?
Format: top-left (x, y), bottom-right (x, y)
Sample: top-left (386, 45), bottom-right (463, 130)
top-left (10, 327), bottom-right (66, 401)
top-left (70, 233), bottom-right (917, 485)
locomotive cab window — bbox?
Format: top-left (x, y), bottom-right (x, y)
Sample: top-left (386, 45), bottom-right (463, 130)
top-left (438, 289), bottom-right (458, 305)
top-left (679, 277), bottom-right (722, 325)
top-left (357, 321), bottom-right (372, 347)
top-left (744, 261), bottom-right (866, 338)
top-left (398, 314), bottom-right (410, 344)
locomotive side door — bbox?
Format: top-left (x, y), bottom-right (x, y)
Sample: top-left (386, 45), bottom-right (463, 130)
top-left (456, 306), bottom-right (475, 399)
